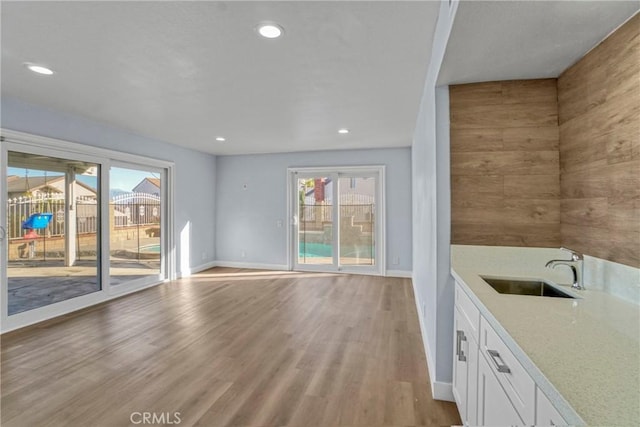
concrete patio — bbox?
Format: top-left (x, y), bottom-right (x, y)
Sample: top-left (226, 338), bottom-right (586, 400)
top-left (8, 259), bottom-right (160, 315)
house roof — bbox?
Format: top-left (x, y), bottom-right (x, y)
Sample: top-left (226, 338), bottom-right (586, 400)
top-left (133, 177), bottom-right (160, 191)
top-left (7, 175), bottom-right (64, 193)
top-left (7, 175), bottom-right (97, 194)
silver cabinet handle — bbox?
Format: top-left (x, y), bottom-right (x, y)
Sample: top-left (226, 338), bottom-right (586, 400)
top-left (487, 349), bottom-right (510, 373)
top-left (0, 226), bottom-right (5, 241)
top-left (456, 330), bottom-right (467, 362)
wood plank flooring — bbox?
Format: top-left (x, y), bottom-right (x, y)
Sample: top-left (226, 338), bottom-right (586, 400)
top-left (1, 268), bottom-right (460, 427)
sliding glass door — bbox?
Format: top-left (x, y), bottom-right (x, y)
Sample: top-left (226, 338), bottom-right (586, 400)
top-left (0, 130), bottom-right (174, 332)
top-left (291, 167), bottom-right (384, 275)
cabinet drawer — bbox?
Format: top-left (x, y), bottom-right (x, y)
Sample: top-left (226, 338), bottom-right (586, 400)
top-left (480, 317), bottom-right (535, 424)
top-left (455, 282), bottom-right (480, 342)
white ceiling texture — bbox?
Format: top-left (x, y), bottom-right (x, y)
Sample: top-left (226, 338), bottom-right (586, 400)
top-left (1, 1), bottom-right (440, 155)
top-left (439, 1), bottom-right (639, 85)
top-left (3, 1), bottom-right (638, 155)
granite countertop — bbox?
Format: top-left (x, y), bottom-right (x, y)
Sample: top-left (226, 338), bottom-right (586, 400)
top-left (451, 245), bottom-right (640, 426)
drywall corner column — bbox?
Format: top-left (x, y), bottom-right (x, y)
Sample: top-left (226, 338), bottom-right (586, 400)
top-left (411, 0), bottom-right (458, 401)
top-left (434, 85), bottom-right (454, 387)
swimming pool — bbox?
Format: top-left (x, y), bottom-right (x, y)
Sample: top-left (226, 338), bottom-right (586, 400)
top-left (299, 242), bottom-right (333, 258)
top-left (299, 242), bottom-right (373, 258)
top-left (139, 244), bottom-right (161, 253)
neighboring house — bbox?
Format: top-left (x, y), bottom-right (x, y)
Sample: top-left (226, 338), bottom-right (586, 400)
top-left (303, 177), bottom-right (375, 205)
top-left (339, 177), bottom-right (376, 204)
top-left (7, 175), bottom-right (97, 200)
top-left (132, 177), bottom-right (160, 196)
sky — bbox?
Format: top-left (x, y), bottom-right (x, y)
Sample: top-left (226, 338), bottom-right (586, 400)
top-left (7, 166), bottom-right (159, 192)
top-left (110, 167), bottom-right (160, 191)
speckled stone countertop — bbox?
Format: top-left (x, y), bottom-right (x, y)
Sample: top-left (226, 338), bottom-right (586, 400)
top-left (451, 245), bottom-right (640, 426)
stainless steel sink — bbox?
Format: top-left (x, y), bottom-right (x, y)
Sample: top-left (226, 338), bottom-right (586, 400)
top-left (481, 277), bottom-right (575, 299)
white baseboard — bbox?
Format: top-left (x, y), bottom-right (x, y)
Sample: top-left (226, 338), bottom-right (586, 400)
top-left (213, 260), bottom-right (289, 271)
top-left (411, 278), bottom-right (455, 402)
top-left (178, 260), bottom-right (218, 278)
top-left (411, 280), bottom-right (436, 386)
top-left (433, 380), bottom-right (455, 402)
top-left (386, 269), bottom-right (412, 278)
top-left (183, 262), bottom-right (410, 277)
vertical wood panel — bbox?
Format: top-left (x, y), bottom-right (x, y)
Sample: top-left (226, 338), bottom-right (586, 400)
top-left (558, 13), bottom-right (640, 267)
top-left (450, 79), bottom-right (561, 247)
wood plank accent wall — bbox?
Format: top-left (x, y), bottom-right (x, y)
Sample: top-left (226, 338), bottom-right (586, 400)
top-left (558, 14), bottom-right (640, 267)
top-left (449, 79), bottom-right (561, 247)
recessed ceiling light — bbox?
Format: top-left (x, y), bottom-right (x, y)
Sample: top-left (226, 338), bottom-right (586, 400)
top-left (215, 137), bottom-right (226, 142)
top-left (25, 63), bottom-right (54, 75)
top-left (338, 129), bottom-right (350, 134)
top-left (257, 23), bottom-right (283, 39)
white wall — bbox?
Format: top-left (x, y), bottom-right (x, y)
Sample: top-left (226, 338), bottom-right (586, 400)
top-left (1, 97), bottom-right (217, 277)
top-left (215, 148), bottom-right (412, 273)
top-left (411, 0), bottom-right (458, 400)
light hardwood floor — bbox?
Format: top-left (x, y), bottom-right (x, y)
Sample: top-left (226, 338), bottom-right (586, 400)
top-left (1, 268), bottom-right (461, 427)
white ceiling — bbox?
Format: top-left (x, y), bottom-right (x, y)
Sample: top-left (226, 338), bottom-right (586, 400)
top-left (1, 1), bottom-right (440, 155)
top-left (438, 1), bottom-right (640, 85)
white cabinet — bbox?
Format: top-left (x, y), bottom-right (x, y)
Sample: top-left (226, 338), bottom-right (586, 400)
top-left (453, 281), bottom-right (572, 426)
top-left (536, 388), bottom-right (567, 426)
top-left (477, 351), bottom-right (524, 426)
top-left (453, 284), bottom-right (480, 425)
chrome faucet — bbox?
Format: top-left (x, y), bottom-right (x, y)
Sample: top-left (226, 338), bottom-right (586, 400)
top-left (545, 247), bottom-right (584, 290)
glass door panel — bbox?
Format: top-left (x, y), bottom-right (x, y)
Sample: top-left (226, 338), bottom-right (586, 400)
top-left (6, 151), bottom-right (100, 315)
top-left (338, 176), bottom-right (375, 266)
top-left (297, 176), bottom-right (334, 266)
top-left (109, 166), bottom-right (162, 286)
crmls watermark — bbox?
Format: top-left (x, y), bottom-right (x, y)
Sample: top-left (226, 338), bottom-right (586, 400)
top-left (130, 412), bottom-right (182, 425)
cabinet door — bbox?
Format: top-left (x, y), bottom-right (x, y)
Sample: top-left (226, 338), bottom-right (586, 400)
top-left (536, 388), bottom-right (567, 426)
top-left (466, 333), bottom-right (478, 426)
top-left (477, 352), bottom-right (524, 426)
top-left (453, 306), bottom-right (479, 425)
top-left (452, 307), bottom-right (468, 421)
top-left (480, 317), bottom-right (535, 424)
